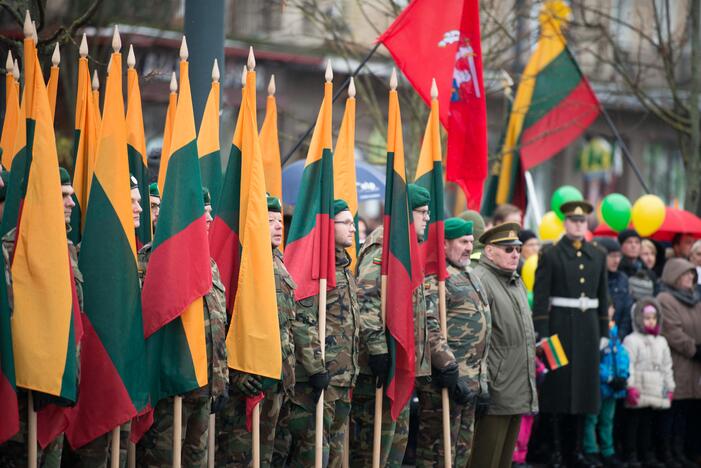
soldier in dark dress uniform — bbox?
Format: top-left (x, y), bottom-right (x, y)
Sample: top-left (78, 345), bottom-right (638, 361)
top-left (532, 201), bottom-right (609, 468)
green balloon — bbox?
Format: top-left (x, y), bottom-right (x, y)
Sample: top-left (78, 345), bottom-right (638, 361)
top-left (527, 291), bottom-right (534, 309)
top-left (601, 193), bottom-right (632, 232)
top-left (551, 185), bottom-right (584, 220)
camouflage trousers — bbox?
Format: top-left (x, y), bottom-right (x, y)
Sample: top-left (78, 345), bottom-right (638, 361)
top-left (136, 392), bottom-right (211, 467)
top-left (348, 374), bottom-right (410, 468)
top-left (69, 421), bottom-right (129, 468)
top-left (0, 392), bottom-right (63, 468)
top-left (215, 387), bottom-right (285, 467)
top-left (416, 381), bottom-right (477, 467)
top-left (272, 384), bottom-right (352, 468)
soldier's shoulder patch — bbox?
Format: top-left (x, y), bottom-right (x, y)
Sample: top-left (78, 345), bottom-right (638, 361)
top-left (372, 256), bottom-right (382, 265)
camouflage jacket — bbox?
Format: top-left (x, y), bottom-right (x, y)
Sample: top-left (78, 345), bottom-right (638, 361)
top-left (279, 251), bottom-right (325, 383)
top-left (272, 249), bottom-right (299, 393)
top-left (356, 227), bottom-right (455, 377)
top-left (138, 244), bottom-right (228, 399)
top-left (295, 247), bottom-right (360, 387)
top-left (425, 263), bottom-right (491, 396)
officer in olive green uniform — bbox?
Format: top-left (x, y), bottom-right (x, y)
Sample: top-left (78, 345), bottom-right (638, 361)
top-left (0, 167), bottom-right (82, 468)
top-left (416, 218), bottom-right (491, 468)
top-left (219, 195), bottom-right (324, 467)
top-left (471, 223), bottom-right (538, 468)
top-left (273, 199), bottom-right (359, 467)
top-left (532, 200), bottom-right (608, 466)
top-left (349, 184), bottom-right (457, 468)
top-left (137, 187), bottom-right (228, 468)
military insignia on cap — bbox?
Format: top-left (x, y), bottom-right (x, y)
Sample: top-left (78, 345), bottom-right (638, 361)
top-left (509, 230), bottom-right (516, 238)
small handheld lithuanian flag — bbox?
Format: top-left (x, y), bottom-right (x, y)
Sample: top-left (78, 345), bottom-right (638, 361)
top-left (538, 334), bottom-right (569, 370)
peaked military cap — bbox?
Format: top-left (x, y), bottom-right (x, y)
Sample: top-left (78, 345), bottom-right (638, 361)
top-left (333, 199), bottom-right (350, 216)
top-left (59, 167), bottom-right (71, 186)
top-left (267, 194), bottom-right (282, 213)
top-left (130, 173), bottom-right (139, 190)
top-left (445, 217), bottom-right (473, 240)
top-left (407, 183), bottom-right (430, 210)
top-left (560, 200), bottom-right (593, 219)
top-left (479, 222), bottom-right (522, 246)
top-left (149, 182), bottom-right (160, 198)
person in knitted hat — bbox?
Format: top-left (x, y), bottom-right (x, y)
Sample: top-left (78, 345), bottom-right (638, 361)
top-left (149, 182), bottom-right (161, 229)
top-left (459, 209), bottom-right (486, 265)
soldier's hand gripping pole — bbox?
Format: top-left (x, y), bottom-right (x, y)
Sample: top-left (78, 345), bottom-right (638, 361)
top-left (438, 281), bottom-right (452, 466)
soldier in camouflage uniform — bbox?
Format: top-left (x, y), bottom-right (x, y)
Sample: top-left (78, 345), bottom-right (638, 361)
top-left (273, 199), bottom-right (359, 467)
top-left (349, 184), bottom-right (457, 467)
top-left (416, 217), bottom-right (491, 468)
top-left (0, 167), bottom-right (82, 468)
top-left (136, 187), bottom-right (228, 467)
top-left (217, 195), bottom-right (324, 467)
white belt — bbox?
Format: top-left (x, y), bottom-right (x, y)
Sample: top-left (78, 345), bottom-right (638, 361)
top-left (550, 296), bottom-right (599, 311)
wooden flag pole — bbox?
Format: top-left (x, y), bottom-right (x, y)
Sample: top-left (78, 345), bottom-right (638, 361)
top-left (28, 391), bottom-right (37, 468)
top-left (342, 424), bottom-right (350, 468)
top-left (110, 427), bottom-right (120, 468)
top-left (208, 414), bottom-right (215, 468)
top-left (315, 277), bottom-right (328, 468)
top-left (372, 275), bottom-right (387, 468)
top-left (438, 281), bottom-right (452, 466)
top-left (252, 403), bottom-right (261, 468)
top-left (128, 441), bottom-right (136, 468)
top-left (173, 395), bottom-right (183, 468)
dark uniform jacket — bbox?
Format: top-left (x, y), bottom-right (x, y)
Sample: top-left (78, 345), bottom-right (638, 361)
top-left (532, 236), bottom-right (608, 414)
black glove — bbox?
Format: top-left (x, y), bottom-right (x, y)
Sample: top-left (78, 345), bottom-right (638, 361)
top-left (368, 353), bottom-right (390, 389)
top-left (309, 372), bottom-right (330, 403)
top-left (450, 380), bottom-right (477, 406)
top-left (233, 372), bottom-right (263, 397)
top-left (610, 376), bottom-right (628, 392)
top-left (475, 394), bottom-right (490, 418)
top-left (694, 345), bottom-right (701, 363)
top-left (432, 362), bottom-right (459, 390)
top-left (210, 394), bottom-right (229, 414)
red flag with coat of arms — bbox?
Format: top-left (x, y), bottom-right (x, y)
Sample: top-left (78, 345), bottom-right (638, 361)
top-left (378, 0), bottom-right (487, 209)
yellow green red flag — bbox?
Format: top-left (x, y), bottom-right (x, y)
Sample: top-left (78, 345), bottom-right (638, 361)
top-left (197, 61), bottom-right (223, 212)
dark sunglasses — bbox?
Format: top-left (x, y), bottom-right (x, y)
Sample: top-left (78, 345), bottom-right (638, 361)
top-left (496, 245), bottom-right (522, 254)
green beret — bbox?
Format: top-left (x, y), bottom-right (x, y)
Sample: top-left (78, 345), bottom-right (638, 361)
top-left (149, 182), bottom-right (160, 198)
top-left (333, 199), bottom-right (349, 216)
top-left (202, 187), bottom-right (211, 206)
top-left (459, 210), bottom-right (486, 241)
top-left (267, 194), bottom-right (281, 213)
top-left (59, 167), bottom-right (71, 186)
top-left (444, 217), bottom-right (473, 240)
top-left (130, 173), bottom-right (138, 190)
top-left (407, 183), bottom-right (430, 210)
top-left (0, 170), bottom-right (9, 202)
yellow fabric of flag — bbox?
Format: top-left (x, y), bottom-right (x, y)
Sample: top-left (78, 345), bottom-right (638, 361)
top-left (197, 80), bottom-right (220, 159)
top-left (226, 70), bottom-right (281, 379)
top-left (157, 88), bottom-right (177, 195)
top-left (260, 92), bottom-right (283, 251)
top-left (0, 73), bottom-right (19, 169)
top-left (333, 94), bottom-right (358, 270)
top-left (127, 68), bottom-right (148, 167)
top-left (11, 48), bottom-right (73, 396)
top-left (47, 65), bottom-right (59, 121)
top-left (73, 56), bottom-right (99, 223)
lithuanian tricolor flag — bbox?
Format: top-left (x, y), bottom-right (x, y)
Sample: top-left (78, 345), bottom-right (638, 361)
top-left (197, 60), bottom-right (223, 213)
top-left (225, 67), bottom-right (281, 379)
top-left (333, 78), bottom-right (358, 271)
top-left (126, 47), bottom-right (152, 247)
top-left (11, 37), bottom-right (80, 402)
top-left (67, 46), bottom-right (148, 448)
top-left (383, 78), bottom-right (422, 420)
top-left (283, 72), bottom-right (335, 300)
top-left (496, 0), bottom-right (599, 204)
top-left (538, 334), bottom-right (569, 370)
top-left (140, 44), bottom-right (210, 396)
top-left (414, 80), bottom-right (447, 281)
top-left (0, 251), bottom-right (16, 443)
top-left (157, 72), bottom-right (177, 195)
top-left (1, 53), bottom-right (19, 170)
top-left (69, 36), bottom-right (99, 244)
top-left (260, 75), bottom-right (283, 251)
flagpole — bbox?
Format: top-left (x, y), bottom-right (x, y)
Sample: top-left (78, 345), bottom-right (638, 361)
top-left (252, 403), bottom-right (261, 468)
top-left (315, 277), bottom-right (328, 468)
top-left (208, 414), bottom-right (215, 468)
top-left (282, 42), bottom-right (381, 166)
top-left (438, 281), bottom-right (452, 466)
top-left (128, 442), bottom-right (136, 468)
top-left (372, 274), bottom-right (387, 468)
top-left (28, 391), bottom-right (37, 468)
top-left (173, 396), bottom-right (183, 468)
top-left (110, 427), bottom-right (120, 468)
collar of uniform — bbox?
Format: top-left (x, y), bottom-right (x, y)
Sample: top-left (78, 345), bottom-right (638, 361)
top-left (336, 246), bottom-right (351, 268)
top-left (479, 254), bottom-right (520, 283)
top-left (273, 248), bottom-right (284, 260)
top-left (560, 236), bottom-right (591, 259)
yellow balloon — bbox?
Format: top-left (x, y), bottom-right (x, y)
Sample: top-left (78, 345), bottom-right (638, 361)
top-left (631, 195), bottom-right (666, 237)
top-left (521, 254), bottom-right (538, 292)
top-left (539, 211), bottom-right (564, 241)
